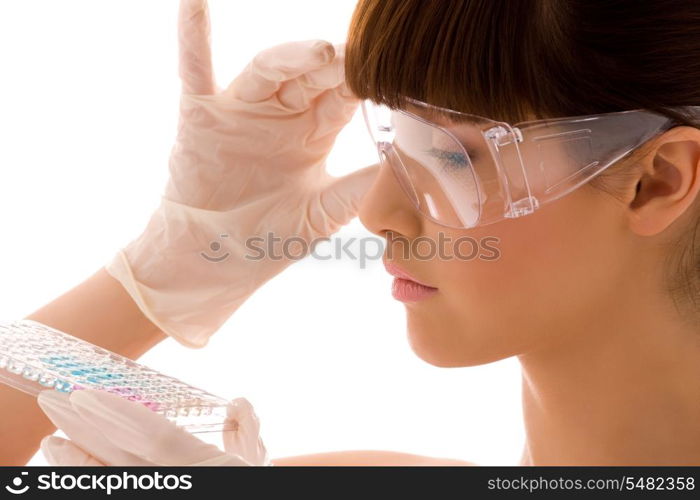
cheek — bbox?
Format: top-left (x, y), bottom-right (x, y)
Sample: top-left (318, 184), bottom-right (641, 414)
top-left (407, 188), bottom-right (626, 365)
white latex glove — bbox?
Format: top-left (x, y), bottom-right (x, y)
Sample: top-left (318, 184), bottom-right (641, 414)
top-left (106, 0), bottom-right (378, 347)
top-left (37, 389), bottom-right (270, 466)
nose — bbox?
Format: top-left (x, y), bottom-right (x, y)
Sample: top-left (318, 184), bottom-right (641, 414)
top-left (358, 153), bottom-right (424, 240)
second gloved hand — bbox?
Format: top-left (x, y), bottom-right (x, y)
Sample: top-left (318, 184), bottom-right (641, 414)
top-left (38, 389), bottom-right (270, 466)
top-left (106, 0), bottom-right (378, 347)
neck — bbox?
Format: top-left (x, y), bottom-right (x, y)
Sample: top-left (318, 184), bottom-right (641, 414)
top-left (518, 291), bottom-right (700, 465)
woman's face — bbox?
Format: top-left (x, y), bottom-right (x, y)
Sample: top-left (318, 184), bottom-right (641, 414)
top-left (359, 107), bottom-right (638, 367)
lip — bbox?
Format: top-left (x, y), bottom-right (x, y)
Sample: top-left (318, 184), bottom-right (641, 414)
top-left (383, 261), bottom-right (435, 287)
top-left (383, 260), bottom-right (438, 303)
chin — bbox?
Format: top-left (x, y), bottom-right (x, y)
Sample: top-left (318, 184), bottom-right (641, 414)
top-left (405, 313), bottom-right (521, 368)
top-left (405, 323), bottom-right (488, 368)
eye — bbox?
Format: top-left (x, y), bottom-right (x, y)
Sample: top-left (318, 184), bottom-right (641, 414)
top-left (424, 147), bottom-right (473, 171)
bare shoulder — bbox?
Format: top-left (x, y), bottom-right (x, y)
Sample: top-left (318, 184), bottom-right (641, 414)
top-left (272, 450), bottom-right (477, 466)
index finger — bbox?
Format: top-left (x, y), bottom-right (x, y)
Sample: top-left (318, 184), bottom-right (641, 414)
top-left (178, 0), bottom-right (215, 95)
top-left (37, 390), bottom-right (152, 466)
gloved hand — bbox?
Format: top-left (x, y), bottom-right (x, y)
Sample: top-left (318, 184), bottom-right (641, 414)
top-left (106, 0), bottom-right (378, 347)
top-left (37, 389), bottom-right (270, 466)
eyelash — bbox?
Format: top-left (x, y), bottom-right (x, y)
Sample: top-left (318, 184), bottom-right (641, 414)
top-left (424, 147), bottom-right (473, 171)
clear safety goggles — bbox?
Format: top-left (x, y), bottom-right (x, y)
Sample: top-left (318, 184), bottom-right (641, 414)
top-left (362, 97), bottom-right (700, 229)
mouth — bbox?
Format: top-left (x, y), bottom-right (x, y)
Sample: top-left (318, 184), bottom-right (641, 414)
top-left (383, 260), bottom-right (438, 303)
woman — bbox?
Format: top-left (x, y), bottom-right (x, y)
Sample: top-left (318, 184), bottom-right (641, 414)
top-left (3, 0), bottom-right (699, 465)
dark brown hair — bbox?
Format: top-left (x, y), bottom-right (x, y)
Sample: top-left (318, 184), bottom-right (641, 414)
top-left (345, 0), bottom-right (700, 314)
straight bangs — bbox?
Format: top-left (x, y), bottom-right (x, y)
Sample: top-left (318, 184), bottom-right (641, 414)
top-left (344, 0), bottom-right (700, 127)
top-left (344, 0), bottom-right (560, 124)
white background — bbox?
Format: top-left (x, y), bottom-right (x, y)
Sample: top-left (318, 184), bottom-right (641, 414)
top-left (0, 0), bottom-right (523, 465)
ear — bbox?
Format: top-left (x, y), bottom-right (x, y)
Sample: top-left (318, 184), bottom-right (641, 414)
top-left (628, 126), bottom-right (700, 236)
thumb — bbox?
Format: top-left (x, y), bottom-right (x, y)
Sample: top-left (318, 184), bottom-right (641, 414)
top-left (223, 398), bottom-right (269, 466)
top-left (319, 163), bottom-right (380, 228)
top-left (225, 397), bottom-right (259, 428)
